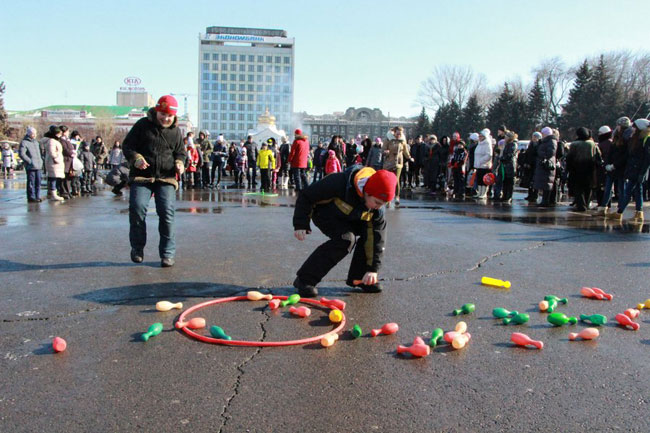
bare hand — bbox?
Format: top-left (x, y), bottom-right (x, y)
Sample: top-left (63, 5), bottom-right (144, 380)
top-left (135, 158), bottom-right (150, 170)
top-left (361, 272), bottom-right (378, 285)
top-left (294, 230), bottom-right (307, 241)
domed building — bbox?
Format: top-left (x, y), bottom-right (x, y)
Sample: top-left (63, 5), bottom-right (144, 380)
top-left (246, 108), bottom-right (287, 145)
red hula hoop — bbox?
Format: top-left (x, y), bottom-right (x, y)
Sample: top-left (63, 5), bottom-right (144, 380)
top-left (178, 295), bottom-right (346, 347)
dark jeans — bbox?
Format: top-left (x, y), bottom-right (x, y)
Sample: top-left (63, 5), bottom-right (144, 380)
top-left (291, 167), bottom-right (308, 191)
top-left (201, 163), bottom-right (211, 186)
top-left (211, 160), bottom-right (224, 185)
top-left (129, 182), bottom-right (176, 259)
top-left (618, 179), bottom-right (644, 213)
top-left (260, 168), bottom-right (270, 191)
top-left (572, 181), bottom-right (592, 211)
top-left (600, 174), bottom-right (623, 208)
top-left (26, 170), bottom-right (42, 200)
top-left (501, 177), bottom-right (514, 201)
top-left (48, 177), bottom-right (62, 194)
top-left (246, 165), bottom-right (257, 185)
top-left (82, 170), bottom-right (93, 192)
top-left (312, 167), bottom-right (324, 184)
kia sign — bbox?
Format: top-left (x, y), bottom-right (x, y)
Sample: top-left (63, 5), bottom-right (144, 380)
top-left (124, 77), bottom-right (142, 86)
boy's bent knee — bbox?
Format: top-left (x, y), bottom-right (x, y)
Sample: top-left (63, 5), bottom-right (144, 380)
top-left (339, 232), bottom-right (356, 253)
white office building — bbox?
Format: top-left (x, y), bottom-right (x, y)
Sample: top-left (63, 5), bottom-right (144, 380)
top-left (198, 26), bottom-right (295, 141)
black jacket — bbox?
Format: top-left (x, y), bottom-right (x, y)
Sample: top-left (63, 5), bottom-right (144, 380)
top-left (122, 108), bottom-right (186, 187)
top-left (293, 165), bottom-right (387, 272)
top-left (244, 141), bottom-right (258, 164)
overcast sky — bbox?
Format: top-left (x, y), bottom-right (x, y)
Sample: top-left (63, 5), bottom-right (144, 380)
top-left (2, 0), bottom-right (647, 121)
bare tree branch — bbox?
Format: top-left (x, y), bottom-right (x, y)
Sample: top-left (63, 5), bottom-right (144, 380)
top-left (416, 65), bottom-right (487, 110)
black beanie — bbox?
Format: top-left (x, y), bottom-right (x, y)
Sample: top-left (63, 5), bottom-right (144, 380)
top-left (576, 127), bottom-right (591, 140)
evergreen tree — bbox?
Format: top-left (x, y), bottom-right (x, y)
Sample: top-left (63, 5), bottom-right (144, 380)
top-left (526, 79), bottom-right (546, 133)
top-left (588, 55), bottom-right (624, 131)
top-left (414, 107), bottom-right (431, 137)
top-left (487, 83), bottom-right (529, 136)
top-left (560, 60), bottom-right (593, 135)
top-left (0, 82), bottom-right (9, 140)
top-left (459, 94), bottom-right (485, 136)
top-left (431, 101), bottom-right (462, 137)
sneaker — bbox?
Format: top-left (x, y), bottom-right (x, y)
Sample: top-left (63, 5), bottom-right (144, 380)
top-left (161, 258), bottom-right (175, 268)
top-left (293, 277), bottom-right (317, 298)
top-left (130, 249), bottom-right (144, 263)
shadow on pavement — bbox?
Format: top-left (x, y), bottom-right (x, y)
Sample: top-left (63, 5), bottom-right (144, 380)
top-left (0, 259), bottom-right (143, 273)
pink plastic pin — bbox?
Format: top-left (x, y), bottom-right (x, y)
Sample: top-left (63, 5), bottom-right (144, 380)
top-left (320, 297), bottom-right (346, 311)
top-left (397, 342), bottom-right (431, 357)
top-left (175, 317), bottom-right (206, 329)
top-left (615, 313), bottom-right (640, 330)
top-left (590, 287), bottom-right (613, 300)
top-left (569, 328), bottom-right (600, 341)
top-left (371, 323), bottom-right (398, 337)
top-left (580, 287), bottom-right (606, 300)
top-left (268, 299), bottom-right (281, 310)
top-left (511, 332), bottom-right (543, 349)
top-left (289, 306), bottom-right (311, 318)
top-left (52, 337), bottom-right (67, 353)
top-left (624, 308), bottom-right (640, 319)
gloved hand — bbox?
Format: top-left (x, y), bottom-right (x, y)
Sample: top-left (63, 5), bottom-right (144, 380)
top-left (605, 164), bottom-right (614, 172)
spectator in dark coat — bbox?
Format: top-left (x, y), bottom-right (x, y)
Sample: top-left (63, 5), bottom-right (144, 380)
top-left (19, 126), bottom-right (44, 202)
top-left (534, 127), bottom-right (558, 207)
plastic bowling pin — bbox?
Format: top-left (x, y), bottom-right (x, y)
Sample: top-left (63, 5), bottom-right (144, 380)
top-left (321, 333), bottom-right (339, 347)
top-left (624, 308), bottom-right (640, 319)
top-left (289, 306), bottom-right (311, 318)
top-left (615, 313), bottom-right (640, 330)
top-left (268, 299), bottom-right (281, 310)
top-left (320, 297), bottom-right (346, 311)
top-left (503, 313), bottom-right (529, 325)
top-left (544, 295), bottom-right (568, 305)
top-left (455, 321), bottom-right (468, 334)
top-left (329, 309), bottom-right (343, 323)
top-left (141, 323), bottom-right (163, 341)
top-left (481, 276), bottom-right (511, 289)
top-left (397, 342), bottom-right (431, 357)
top-left (281, 294), bottom-right (300, 308)
top-left (539, 299), bottom-right (558, 313)
top-left (429, 328), bottom-right (444, 347)
top-left (590, 287), bottom-right (613, 300)
top-left (444, 331), bottom-right (459, 344)
top-left (569, 328), bottom-right (600, 341)
top-left (210, 325), bottom-right (233, 340)
top-left (493, 308), bottom-right (518, 319)
top-left (579, 314), bottom-right (607, 326)
top-left (453, 303), bottom-right (475, 316)
top-left (247, 291), bottom-right (273, 301)
top-left (547, 313), bottom-right (578, 326)
top-left (510, 332), bottom-right (543, 349)
top-left (351, 324), bottom-right (363, 338)
top-left (371, 323), bottom-right (399, 337)
top-left (175, 317), bottom-right (206, 329)
top-left (636, 299), bottom-right (650, 310)
top-left (452, 333), bottom-right (470, 349)
top-left (52, 336), bottom-right (67, 353)
top-left (156, 301), bottom-right (183, 312)
top-left (580, 287), bottom-right (605, 300)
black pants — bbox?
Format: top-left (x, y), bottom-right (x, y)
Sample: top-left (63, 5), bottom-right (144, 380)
top-left (291, 168), bottom-right (308, 191)
top-left (572, 179), bottom-right (592, 211)
top-left (82, 170), bottom-right (93, 192)
top-left (501, 177), bottom-right (514, 200)
top-left (260, 168), bottom-right (270, 192)
top-left (452, 169), bottom-right (465, 198)
top-left (201, 163), bottom-right (211, 186)
top-left (297, 217), bottom-right (370, 287)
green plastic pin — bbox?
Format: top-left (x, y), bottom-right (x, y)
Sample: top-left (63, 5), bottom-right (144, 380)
top-left (429, 328), bottom-right (444, 347)
top-left (547, 312), bottom-right (578, 326)
top-left (210, 325), bottom-right (232, 340)
top-left (142, 323), bottom-right (163, 342)
top-left (492, 308), bottom-right (518, 319)
top-left (544, 295), bottom-right (568, 305)
top-left (351, 324), bottom-right (363, 338)
top-left (281, 294), bottom-right (301, 308)
top-left (503, 313), bottom-right (529, 325)
top-left (580, 314), bottom-right (607, 326)
top-left (453, 303), bottom-right (475, 316)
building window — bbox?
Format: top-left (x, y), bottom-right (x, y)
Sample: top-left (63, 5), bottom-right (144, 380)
top-left (211, 112), bottom-right (217, 120)
top-left (202, 73), bottom-right (209, 80)
top-left (239, 74), bottom-right (245, 81)
top-left (212, 73), bottom-right (218, 80)
top-left (248, 65), bottom-right (254, 72)
top-left (247, 85), bottom-right (254, 91)
top-left (221, 73), bottom-right (227, 81)
top-left (275, 56), bottom-right (281, 63)
top-left (265, 76), bottom-right (272, 82)
top-left (221, 103), bottom-right (227, 110)
top-left (248, 55), bottom-right (254, 62)
top-left (284, 66), bottom-right (291, 73)
top-left (230, 64), bottom-right (236, 71)
top-left (202, 102), bottom-right (209, 109)
top-left (230, 54), bottom-right (237, 61)
top-left (247, 104), bottom-right (252, 110)
top-left (230, 123), bottom-right (236, 130)
top-left (212, 63), bottom-right (218, 70)
top-left (266, 56), bottom-right (272, 62)
top-left (239, 64), bottom-right (245, 72)
top-left (238, 114), bottom-right (244, 121)
top-left (256, 104), bottom-right (263, 111)
top-left (265, 65), bottom-right (272, 73)
top-left (230, 74), bottom-right (236, 81)
top-left (212, 53), bottom-right (219, 61)
top-left (229, 94), bottom-right (235, 101)
top-left (256, 85), bottom-right (263, 92)
top-left (284, 56), bottom-right (290, 64)
top-left (256, 75), bottom-right (263, 82)
top-left (230, 84), bottom-right (236, 91)
top-left (229, 113), bottom-right (236, 120)
top-left (239, 84), bottom-right (245, 91)
top-left (202, 63), bottom-right (209, 70)
top-left (248, 74), bottom-right (254, 82)
top-left (248, 94), bottom-right (254, 101)
top-left (202, 83), bottom-right (209, 90)
top-left (221, 62), bottom-right (227, 70)
top-left (239, 94), bottom-right (245, 101)
top-left (221, 54), bottom-right (228, 61)
top-left (257, 55), bottom-right (263, 62)
top-left (239, 55), bottom-right (245, 62)
top-left (257, 65), bottom-right (263, 72)
top-left (212, 102), bottom-right (218, 109)
top-left (239, 104), bottom-right (245, 110)
top-left (203, 53), bottom-right (210, 60)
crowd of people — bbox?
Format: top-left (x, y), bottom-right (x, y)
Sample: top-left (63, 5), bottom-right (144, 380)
top-left (11, 110), bottom-right (650, 223)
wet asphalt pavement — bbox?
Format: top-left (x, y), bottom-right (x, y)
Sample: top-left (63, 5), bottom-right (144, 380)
top-left (1, 173), bottom-right (650, 432)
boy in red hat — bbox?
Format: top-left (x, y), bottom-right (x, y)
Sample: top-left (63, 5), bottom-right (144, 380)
top-left (292, 165), bottom-right (397, 296)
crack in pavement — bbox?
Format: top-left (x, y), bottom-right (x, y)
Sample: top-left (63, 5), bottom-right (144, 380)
top-left (217, 305), bottom-right (270, 433)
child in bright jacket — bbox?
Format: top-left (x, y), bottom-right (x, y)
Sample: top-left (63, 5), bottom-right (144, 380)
top-left (256, 142), bottom-right (276, 192)
top-left (292, 166), bottom-right (397, 297)
top-left (324, 149), bottom-right (342, 175)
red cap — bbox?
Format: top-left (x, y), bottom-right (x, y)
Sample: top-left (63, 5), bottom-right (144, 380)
top-left (364, 170), bottom-right (397, 202)
top-left (294, 129), bottom-right (302, 136)
top-left (155, 95), bottom-right (178, 115)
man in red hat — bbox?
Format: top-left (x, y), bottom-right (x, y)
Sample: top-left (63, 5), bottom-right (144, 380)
top-left (292, 165), bottom-right (397, 296)
top-left (122, 95), bottom-right (186, 268)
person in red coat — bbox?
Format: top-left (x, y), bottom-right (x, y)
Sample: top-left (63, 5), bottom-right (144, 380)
top-left (288, 129), bottom-right (310, 191)
top-left (185, 140), bottom-right (200, 188)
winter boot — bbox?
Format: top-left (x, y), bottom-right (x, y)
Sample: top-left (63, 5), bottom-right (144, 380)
top-left (593, 206), bottom-right (608, 216)
top-left (605, 209), bottom-right (623, 221)
top-left (632, 211), bottom-right (644, 223)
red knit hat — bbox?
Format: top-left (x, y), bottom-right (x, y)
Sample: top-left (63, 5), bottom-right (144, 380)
top-left (364, 170), bottom-right (397, 202)
top-left (294, 129), bottom-right (302, 136)
top-left (155, 95), bottom-right (178, 115)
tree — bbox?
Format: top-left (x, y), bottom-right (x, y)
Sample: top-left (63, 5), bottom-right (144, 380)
top-left (486, 83), bottom-right (528, 136)
top-left (531, 57), bottom-right (572, 125)
top-left (560, 60), bottom-right (594, 135)
top-left (414, 107), bottom-right (431, 138)
top-left (526, 79), bottom-right (546, 133)
top-left (431, 101), bottom-right (462, 137)
top-left (459, 94), bottom-right (485, 136)
top-left (0, 82), bottom-right (10, 140)
top-left (417, 65), bottom-right (488, 111)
